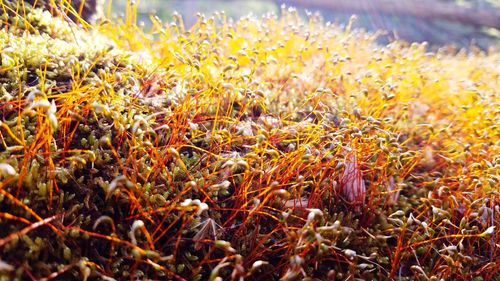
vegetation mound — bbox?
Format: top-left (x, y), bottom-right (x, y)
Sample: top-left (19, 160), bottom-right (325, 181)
top-left (0, 2), bottom-right (498, 280)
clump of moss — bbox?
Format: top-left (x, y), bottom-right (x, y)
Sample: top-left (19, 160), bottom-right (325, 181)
top-left (0, 2), bottom-right (498, 281)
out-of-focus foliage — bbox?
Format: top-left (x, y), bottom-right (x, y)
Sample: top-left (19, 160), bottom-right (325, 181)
top-left (0, 1), bottom-right (498, 280)
top-left (110, 0), bottom-right (500, 49)
top-left (450, 0), bottom-right (500, 8)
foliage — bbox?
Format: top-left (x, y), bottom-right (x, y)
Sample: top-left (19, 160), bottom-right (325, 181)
top-left (0, 2), bottom-right (498, 280)
top-left (112, 0), bottom-right (500, 49)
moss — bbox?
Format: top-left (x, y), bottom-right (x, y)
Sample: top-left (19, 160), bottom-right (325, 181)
top-left (0, 2), bottom-right (498, 281)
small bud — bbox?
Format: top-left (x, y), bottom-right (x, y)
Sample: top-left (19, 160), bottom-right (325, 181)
top-left (273, 189), bottom-right (290, 198)
top-left (0, 163), bottom-right (16, 177)
top-left (480, 226), bottom-right (495, 237)
top-left (306, 208), bottom-right (323, 224)
top-left (129, 220), bottom-right (145, 245)
top-left (344, 249), bottom-right (357, 260)
top-left (389, 210), bottom-right (405, 217)
top-left (333, 220), bottom-right (341, 230)
top-left (215, 240), bottom-right (236, 253)
top-left (251, 260), bottom-right (268, 271)
top-left (0, 259), bottom-right (14, 272)
top-left (440, 245), bottom-right (457, 254)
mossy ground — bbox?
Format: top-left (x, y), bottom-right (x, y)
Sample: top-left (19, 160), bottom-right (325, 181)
top-left (0, 2), bottom-right (498, 280)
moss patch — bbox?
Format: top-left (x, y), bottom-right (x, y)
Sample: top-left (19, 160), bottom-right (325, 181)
top-left (0, 2), bottom-right (498, 280)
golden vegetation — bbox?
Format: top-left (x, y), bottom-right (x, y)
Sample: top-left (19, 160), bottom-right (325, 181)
top-left (0, 1), bottom-right (498, 280)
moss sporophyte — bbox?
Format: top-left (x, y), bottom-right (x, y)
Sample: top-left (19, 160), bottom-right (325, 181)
top-left (0, 1), bottom-right (498, 280)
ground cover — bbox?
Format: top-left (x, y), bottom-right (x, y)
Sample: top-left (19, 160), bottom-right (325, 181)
top-left (0, 2), bottom-right (498, 280)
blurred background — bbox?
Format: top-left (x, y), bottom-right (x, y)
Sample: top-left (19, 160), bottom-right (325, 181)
top-left (110, 0), bottom-right (500, 49)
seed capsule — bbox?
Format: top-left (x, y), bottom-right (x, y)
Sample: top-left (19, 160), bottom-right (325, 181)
top-left (0, 163), bottom-right (16, 177)
top-left (344, 249), bottom-right (357, 260)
